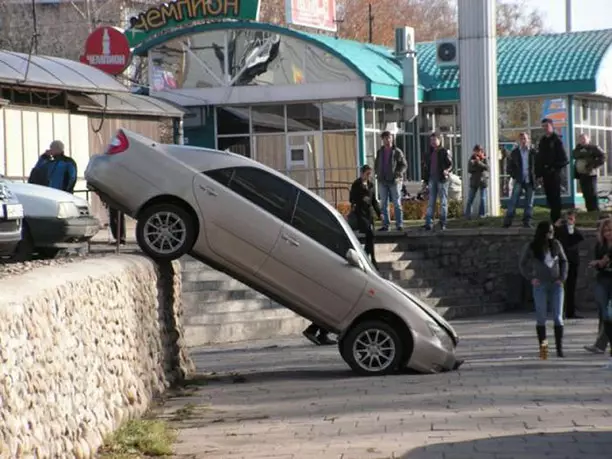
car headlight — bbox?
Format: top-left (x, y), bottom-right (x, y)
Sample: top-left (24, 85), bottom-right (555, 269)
top-left (426, 320), bottom-right (454, 351)
top-left (0, 184), bottom-right (14, 200)
top-left (57, 202), bottom-right (80, 219)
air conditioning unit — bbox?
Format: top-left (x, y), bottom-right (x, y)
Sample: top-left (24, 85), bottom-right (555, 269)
top-left (436, 39), bottom-right (459, 68)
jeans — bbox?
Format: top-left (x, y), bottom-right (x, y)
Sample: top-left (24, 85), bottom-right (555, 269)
top-left (504, 181), bottom-right (534, 224)
top-left (532, 281), bottom-right (564, 326)
top-left (378, 181), bottom-right (403, 229)
top-left (595, 277), bottom-right (612, 322)
top-left (425, 179), bottom-right (449, 227)
top-left (465, 186), bottom-right (486, 218)
top-left (579, 175), bottom-right (599, 212)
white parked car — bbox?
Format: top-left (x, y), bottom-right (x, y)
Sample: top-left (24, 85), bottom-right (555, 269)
top-left (3, 179), bottom-right (100, 260)
top-left (0, 180), bottom-right (23, 257)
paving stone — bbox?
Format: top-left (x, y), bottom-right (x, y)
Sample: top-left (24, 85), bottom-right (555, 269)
top-left (162, 313), bottom-right (612, 458)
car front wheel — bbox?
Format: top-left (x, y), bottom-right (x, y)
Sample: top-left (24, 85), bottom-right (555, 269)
top-left (340, 320), bottom-right (404, 376)
top-left (136, 203), bottom-right (196, 261)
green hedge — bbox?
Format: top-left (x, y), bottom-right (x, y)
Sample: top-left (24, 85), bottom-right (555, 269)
top-left (336, 200), bottom-right (463, 221)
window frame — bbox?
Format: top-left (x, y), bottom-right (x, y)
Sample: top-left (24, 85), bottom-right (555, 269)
top-left (203, 166), bottom-right (297, 223)
top-left (289, 189), bottom-right (354, 259)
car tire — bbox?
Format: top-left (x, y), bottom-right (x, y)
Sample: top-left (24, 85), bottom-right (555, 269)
top-left (340, 320), bottom-right (404, 376)
top-left (136, 203), bottom-right (196, 261)
top-left (11, 223), bottom-right (34, 262)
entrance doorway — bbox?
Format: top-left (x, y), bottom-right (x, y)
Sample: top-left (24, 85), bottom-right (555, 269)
top-left (286, 132), bottom-right (324, 194)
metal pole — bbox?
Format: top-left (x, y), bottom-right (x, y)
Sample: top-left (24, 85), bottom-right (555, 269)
top-left (565, 0), bottom-right (572, 32)
top-left (115, 211), bottom-right (122, 253)
top-left (368, 3), bottom-right (373, 43)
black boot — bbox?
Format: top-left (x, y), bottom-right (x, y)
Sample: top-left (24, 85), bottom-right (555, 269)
top-left (536, 325), bottom-right (547, 344)
top-left (554, 325), bottom-right (564, 358)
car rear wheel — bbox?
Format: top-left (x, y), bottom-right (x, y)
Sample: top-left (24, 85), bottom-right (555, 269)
top-left (340, 320), bottom-right (404, 376)
top-left (136, 203), bottom-right (196, 261)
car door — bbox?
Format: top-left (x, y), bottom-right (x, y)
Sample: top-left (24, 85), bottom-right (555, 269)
top-left (193, 166), bottom-right (295, 275)
top-left (258, 189), bottom-right (368, 327)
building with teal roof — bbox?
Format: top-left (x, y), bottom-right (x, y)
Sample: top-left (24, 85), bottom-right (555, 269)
top-left (141, 20), bottom-right (612, 207)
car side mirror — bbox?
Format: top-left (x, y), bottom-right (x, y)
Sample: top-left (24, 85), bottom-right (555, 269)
top-left (346, 248), bottom-right (364, 269)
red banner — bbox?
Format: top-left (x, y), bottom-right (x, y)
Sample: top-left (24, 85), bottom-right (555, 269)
top-left (285, 0), bottom-right (337, 32)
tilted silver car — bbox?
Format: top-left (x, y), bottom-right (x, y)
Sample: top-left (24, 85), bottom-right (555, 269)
top-left (85, 129), bottom-right (462, 376)
top-left (0, 178), bottom-right (24, 257)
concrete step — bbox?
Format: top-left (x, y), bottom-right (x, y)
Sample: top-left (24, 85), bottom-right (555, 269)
top-left (182, 289), bottom-right (268, 305)
top-left (420, 295), bottom-right (495, 308)
top-left (180, 258), bottom-right (210, 272)
top-left (182, 278), bottom-right (252, 293)
top-left (186, 308), bottom-right (294, 325)
top-left (184, 315), bottom-right (309, 347)
top-left (437, 302), bottom-right (508, 320)
top-left (181, 269), bottom-right (238, 283)
top-left (377, 260), bottom-right (439, 274)
top-left (390, 276), bottom-right (473, 290)
top-left (184, 298), bottom-right (279, 315)
top-left (374, 246), bottom-right (426, 258)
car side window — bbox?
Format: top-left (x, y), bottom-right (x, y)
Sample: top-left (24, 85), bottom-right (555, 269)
top-left (204, 166), bottom-right (295, 222)
top-left (290, 190), bottom-right (352, 259)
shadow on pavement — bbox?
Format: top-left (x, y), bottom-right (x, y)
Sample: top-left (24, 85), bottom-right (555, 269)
top-left (401, 430), bottom-right (612, 459)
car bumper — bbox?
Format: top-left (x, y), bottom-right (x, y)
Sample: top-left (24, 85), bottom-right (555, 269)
top-left (406, 330), bottom-right (459, 373)
top-left (0, 218), bottom-right (22, 255)
top-left (27, 216), bottom-right (100, 248)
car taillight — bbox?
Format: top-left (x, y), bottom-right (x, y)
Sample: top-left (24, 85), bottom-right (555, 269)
top-left (106, 130), bottom-right (129, 155)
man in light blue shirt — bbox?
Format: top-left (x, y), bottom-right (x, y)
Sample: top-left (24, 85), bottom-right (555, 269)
top-left (503, 132), bottom-right (538, 228)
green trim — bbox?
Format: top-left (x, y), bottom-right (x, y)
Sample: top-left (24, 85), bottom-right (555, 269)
top-left (567, 95), bottom-right (577, 204)
top-left (132, 21), bottom-right (384, 96)
top-left (357, 99), bottom-right (366, 167)
top-left (425, 80), bottom-right (599, 103)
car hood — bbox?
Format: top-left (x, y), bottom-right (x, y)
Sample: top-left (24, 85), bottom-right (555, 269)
top-left (386, 279), bottom-right (459, 344)
top-left (6, 182), bottom-right (89, 206)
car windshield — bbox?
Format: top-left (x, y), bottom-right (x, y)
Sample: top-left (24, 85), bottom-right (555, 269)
top-left (329, 206), bottom-right (379, 273)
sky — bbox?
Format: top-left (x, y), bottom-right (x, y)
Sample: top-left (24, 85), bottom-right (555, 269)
top-left (518, 0), bottom-right (612, 32)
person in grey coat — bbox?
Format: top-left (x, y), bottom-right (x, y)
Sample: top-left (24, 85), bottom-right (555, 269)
top-left (464, 144), bottom-right (489, 218)
top-left (519, 221), bottom-right (568, 358)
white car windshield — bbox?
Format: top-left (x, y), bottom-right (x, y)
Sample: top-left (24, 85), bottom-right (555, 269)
top-left (330, 206), bottom-right (379, 273)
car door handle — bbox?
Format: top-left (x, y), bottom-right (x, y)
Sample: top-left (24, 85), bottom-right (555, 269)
top-left (281, 234), bottom-right (300, 247)
top-left (199, 184), bottom-right (218, 196)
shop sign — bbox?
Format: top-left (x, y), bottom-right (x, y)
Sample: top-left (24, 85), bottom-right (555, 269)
top-left (126, 0), bottom-right (261, 49)
top-left (285, 0), bottom-right (337, 32)
top-left (80, 26), bottom-right (131, 75)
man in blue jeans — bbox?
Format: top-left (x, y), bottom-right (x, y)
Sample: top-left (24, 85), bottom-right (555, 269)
top-left (503, 132), bottom-right (538, 228)
top-left (423, 133), bottom-right (452, 231)
top-left (374, 131), bottom-right (407, 231)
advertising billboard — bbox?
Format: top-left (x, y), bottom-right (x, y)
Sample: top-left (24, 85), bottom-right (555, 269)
top-left (285, 0), bottom-right (337, 32)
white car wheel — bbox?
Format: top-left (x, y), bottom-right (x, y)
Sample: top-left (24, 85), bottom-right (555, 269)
top-left (136, 203), bottom-right (196, 261)
top-left (341, 320), bottom-right (403, 376)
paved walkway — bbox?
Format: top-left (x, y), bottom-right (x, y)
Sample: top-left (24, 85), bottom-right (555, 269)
top-left (156, 314), bottom-right (612, 459)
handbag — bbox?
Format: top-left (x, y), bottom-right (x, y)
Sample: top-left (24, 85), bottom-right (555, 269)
top-left (347, 210), bottom-right (359, 231)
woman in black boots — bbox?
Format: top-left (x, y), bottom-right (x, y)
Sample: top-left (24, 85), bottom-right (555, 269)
top-left (588, 217), bottom-right (612, 370)
top-left (519, 221), bottom-right (568, 358)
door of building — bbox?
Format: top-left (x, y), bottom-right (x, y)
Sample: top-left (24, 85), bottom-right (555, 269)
top-left (286, 132), bottom-right (324, 195)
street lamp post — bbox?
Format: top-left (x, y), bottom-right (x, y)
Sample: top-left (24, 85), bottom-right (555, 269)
top-left (458, 0), bottom-right (500, 216)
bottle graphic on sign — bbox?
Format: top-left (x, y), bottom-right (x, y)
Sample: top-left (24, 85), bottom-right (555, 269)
top-left (102, 28), bottom-right (111, 56)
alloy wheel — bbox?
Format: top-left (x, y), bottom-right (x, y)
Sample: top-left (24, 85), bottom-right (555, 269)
top-left (352, 328), bottom-right (396, 373)
top-left (142, 211), bottom-right (187, 255)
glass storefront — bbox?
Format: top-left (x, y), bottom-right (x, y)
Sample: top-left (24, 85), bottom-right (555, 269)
top-left (574, 98), bottom-right (612, 178)
top-left (216, 102), bottom-right (358, 205)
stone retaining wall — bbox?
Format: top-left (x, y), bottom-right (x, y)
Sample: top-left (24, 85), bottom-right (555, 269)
top-left (0, 255), bottom-right (194, 458)
top-left (402, 228), bottom-right (599, 311)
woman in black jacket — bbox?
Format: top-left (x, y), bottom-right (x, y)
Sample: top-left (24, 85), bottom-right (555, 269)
top-left (349, 164), bottom-right (382, 269)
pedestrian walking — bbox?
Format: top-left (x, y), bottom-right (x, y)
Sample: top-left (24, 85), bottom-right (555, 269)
top-left (464, 144), bottom-right (489, 219)
top-left (28, 140), bottom-right (77, 193)
top-left (503, 132), bottom-right (537, 228)
top-left (423, 133), bottom-right (453, 231)
top-left (374, 131), bottom-right (407, 232)
top-left (554, 210), bottom-right (584, 319)
top-left (349, 164), bottom-right (382, 269)
top-left (588, 217), bottom-right (612, 369)
top-left (573, 133), bottom-right (605, 212)
top-left (537, 118), bottom-right (569, 223)
top-left (519, 221), bottom-right (568, 358)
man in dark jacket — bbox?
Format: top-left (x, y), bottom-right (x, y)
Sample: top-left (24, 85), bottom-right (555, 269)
top-left (423, 133), bottom-right (452, 230)
top-left (374, 131), bottom-right (407, 231)
top-left (554, 210), bottom-right (585, 319)
top-left (573, 133), bottom-right (605, 212)
top-left (349, 164), bottom-right (382, 268)
top-left (28, 140), bottom-right (77, 193)
top-left (503, 132), bottom-right (538, 228)
top-left (537, 118), bottom-right (569, 222)
top-left (464, 144), bottom-right (489, 219)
